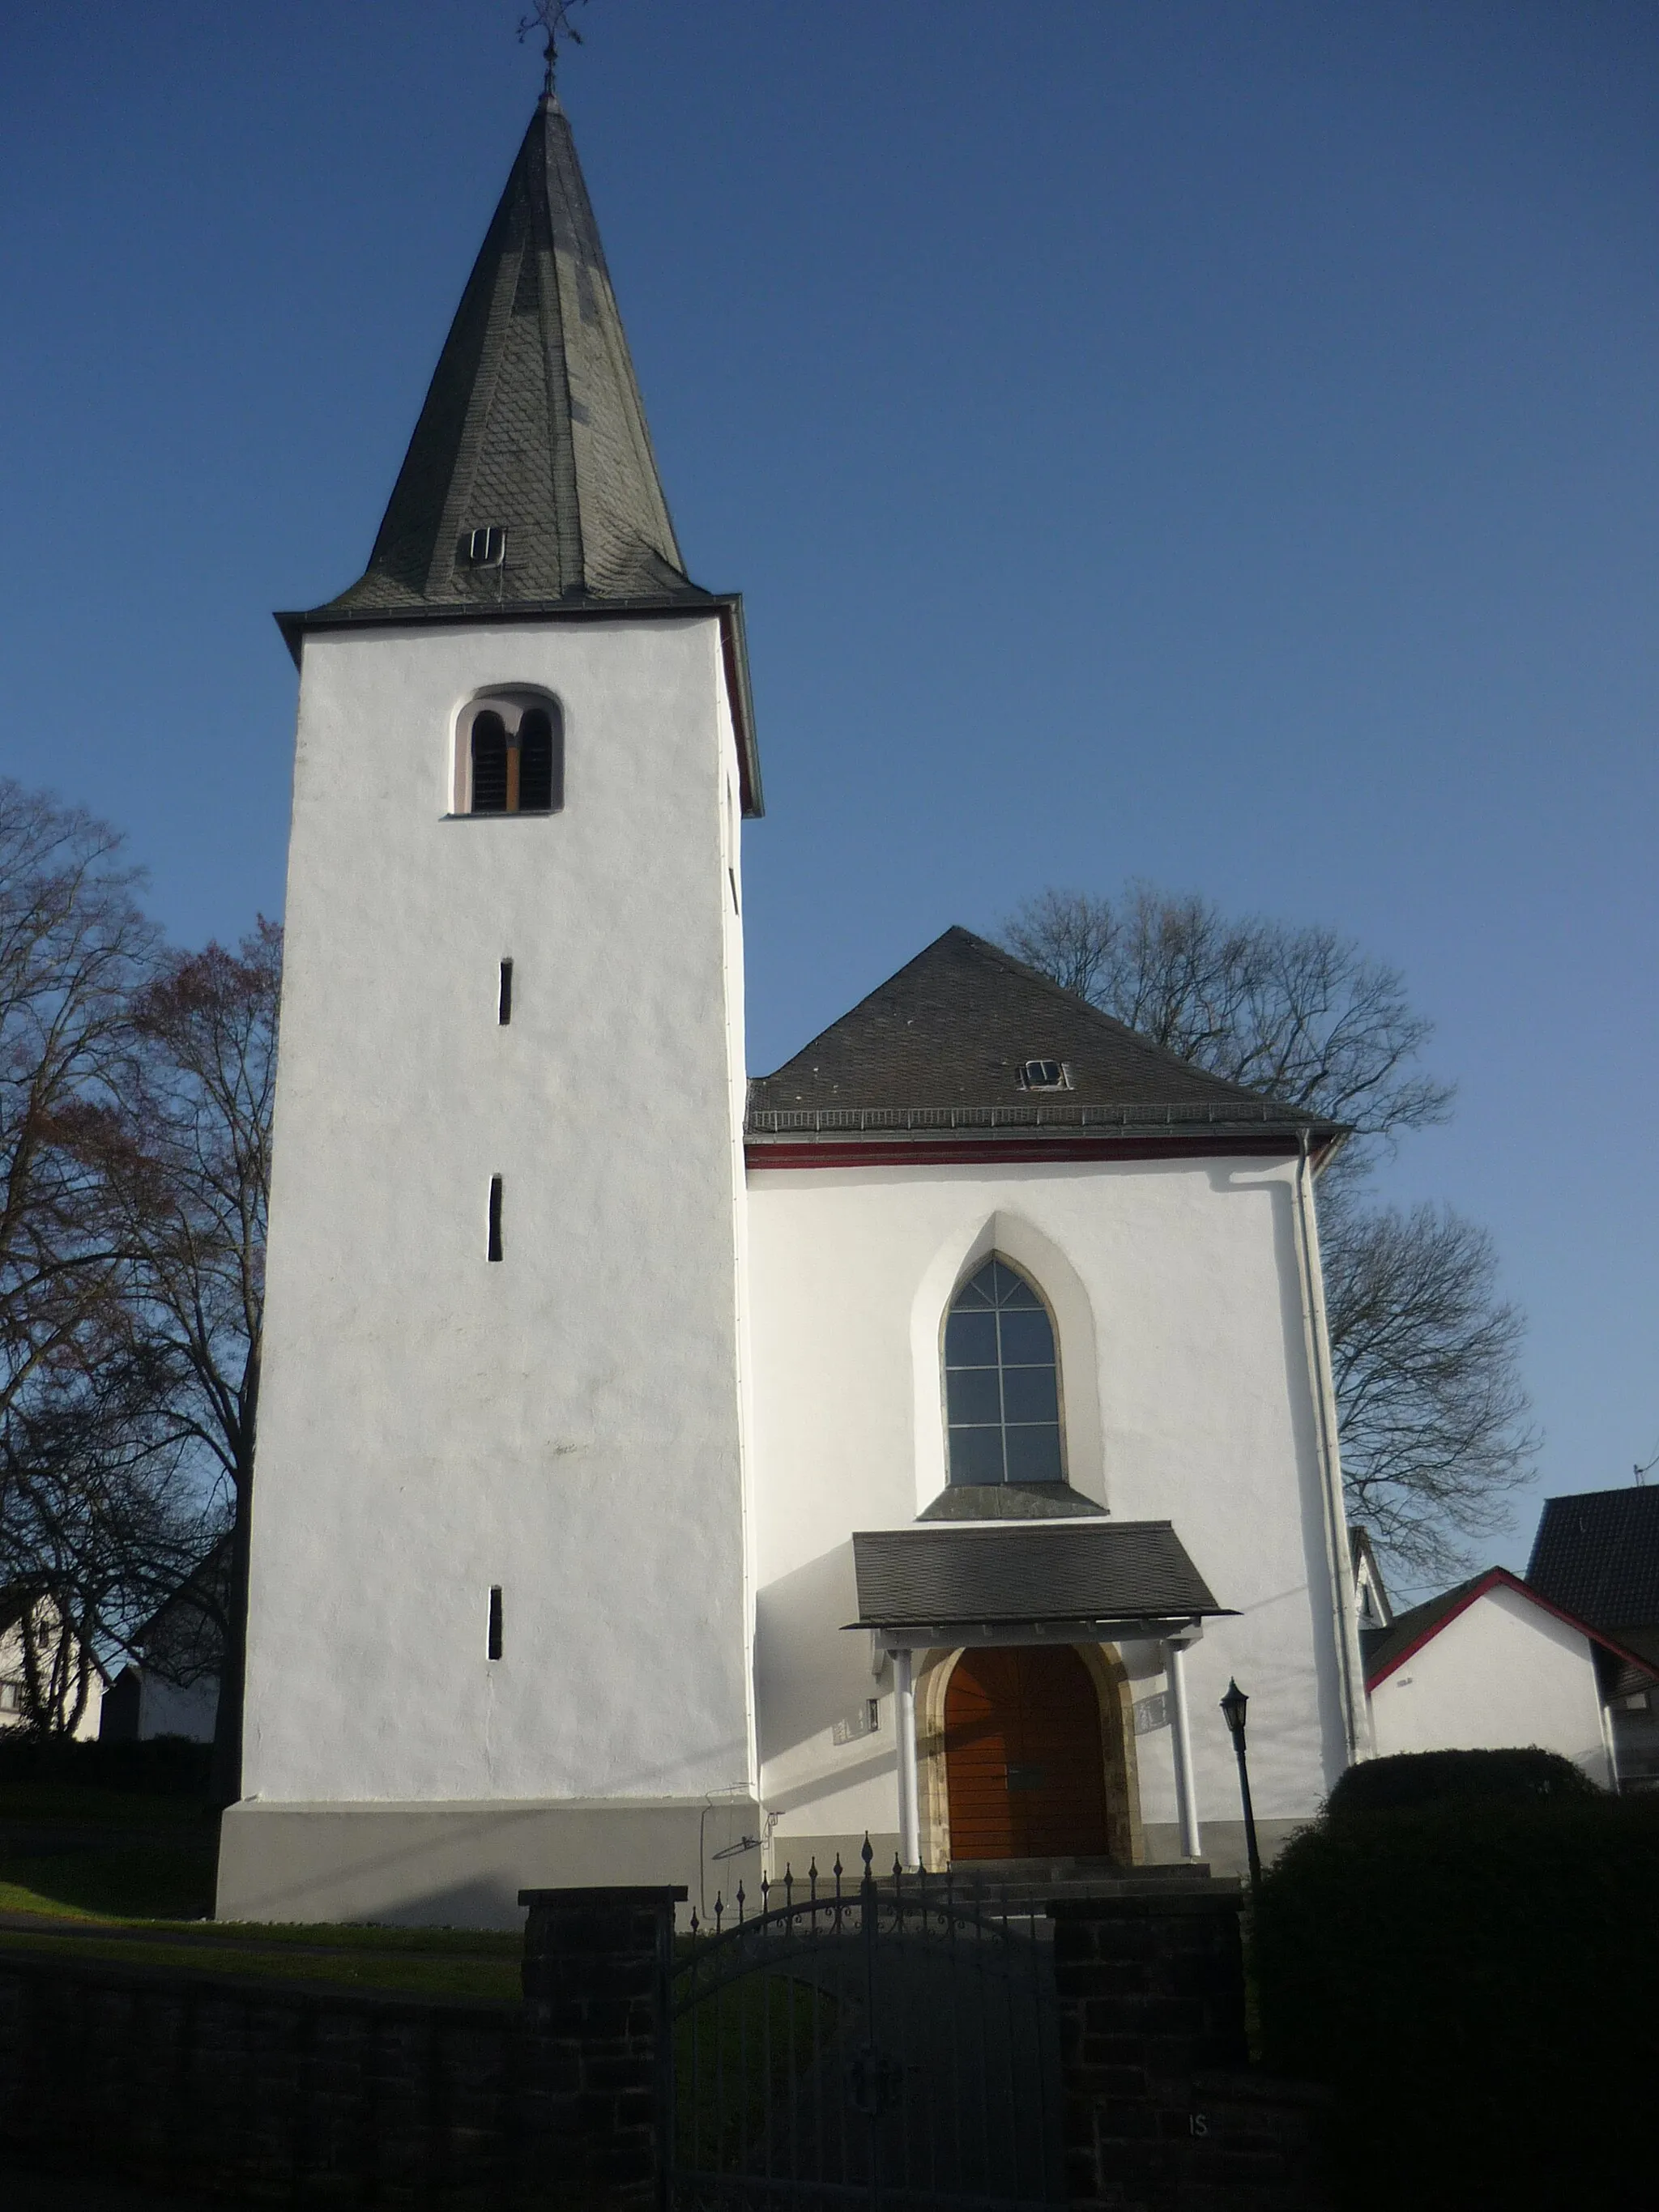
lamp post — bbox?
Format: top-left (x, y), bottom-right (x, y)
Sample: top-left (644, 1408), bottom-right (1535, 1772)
top-left (1218, 1678), bottom-right (1262, 1899)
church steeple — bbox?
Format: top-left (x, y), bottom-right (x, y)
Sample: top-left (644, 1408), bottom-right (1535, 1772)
top-left (313, 94), bottom-right (702, 620)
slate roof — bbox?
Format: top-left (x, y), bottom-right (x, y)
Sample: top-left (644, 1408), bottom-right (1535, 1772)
top-left (1527, 1486), bottom-right (1659, 1632)
top-left (1361, 1565), bottom-right (1659, 1690)
top-left (847, 1520), bottom-right (1224, 1634)
top-left (747, 928), bottom-right (1346, 1145)
top-left (296, 96), bottom-right (706, 625)
top-left (918, 1482), bottom-right (1106, 1523)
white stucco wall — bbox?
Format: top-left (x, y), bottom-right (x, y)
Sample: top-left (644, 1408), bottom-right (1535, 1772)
top-left (744, 1161), bottom-right (1362, 1860)
top-left (1368, 1584), bottom-right (1614, 1785)
top-left (243, 615), bottom-right (753, 1811)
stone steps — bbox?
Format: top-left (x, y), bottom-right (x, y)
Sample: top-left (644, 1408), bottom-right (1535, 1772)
top-left (881, 1857), bottom-right (1224, 1906)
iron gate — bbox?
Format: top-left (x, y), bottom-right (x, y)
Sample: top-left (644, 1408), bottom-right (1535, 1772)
top-left (672, 1841), bottom-right (1063, 2212)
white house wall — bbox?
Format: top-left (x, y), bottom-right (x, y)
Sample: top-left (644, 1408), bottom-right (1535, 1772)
top-left (140, 1673), bottom-right (219, 1744)
top-left (235, 616), bottom-right (755, 1911)
top-left (1368, 1586), bottom-right (1614, 1785)
top-left (744, 1158), bottom-right (1360, 1868)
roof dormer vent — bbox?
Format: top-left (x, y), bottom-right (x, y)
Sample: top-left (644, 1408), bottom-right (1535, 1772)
top-left (462, 526), bottom-right (507, 568)
top-left (1019, 1059), bottom-right (1070, 1091)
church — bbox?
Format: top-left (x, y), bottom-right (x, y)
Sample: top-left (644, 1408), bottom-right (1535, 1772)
top-left (218, 89), bottom-right (1371, 1928)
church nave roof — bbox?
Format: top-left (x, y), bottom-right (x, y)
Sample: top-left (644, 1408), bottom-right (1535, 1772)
top-left (746, 927), bottom-right (1346, 1154)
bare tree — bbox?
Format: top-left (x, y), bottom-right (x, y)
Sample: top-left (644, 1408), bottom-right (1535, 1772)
top-left (1004, 884), bottom-right (1452, 1144)
top-left (113, 922), bottom-right (279, 1804)
top-left (1003, 884), bottom-right (1534, 1583)
top-left (1320, 1191), bottom-right (1533, 1579)
top-left (0, 781), bottom-right (158, 1431)
top-left (0, 780), bottom-right (177, 1725)
top-left (1, 1336), bottom-right (211, 1733)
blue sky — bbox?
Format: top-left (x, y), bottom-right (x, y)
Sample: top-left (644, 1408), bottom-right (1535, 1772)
top-left (3, 2), bottom-right (1656, 1566)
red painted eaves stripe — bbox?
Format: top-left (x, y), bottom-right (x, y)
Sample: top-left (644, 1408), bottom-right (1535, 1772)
top-left (1365, 1566), bottom-right (1659, 1690)
top-left (745, 1134), bottom-right (1304, 1171)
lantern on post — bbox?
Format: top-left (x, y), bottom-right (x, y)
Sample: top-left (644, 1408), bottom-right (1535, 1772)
top-left (1218, 1677), bottom-right (1262, 1898)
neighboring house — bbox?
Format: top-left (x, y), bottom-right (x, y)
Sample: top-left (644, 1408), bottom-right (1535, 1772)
top-left (220, 88), bottom-right (1373, 1929)
top-left (1350, 1528), bottom-right (1392, 1636)
top-left (1527, 1485), bottom-right (1659, 1791)
top-left (99, 1665), bottom-right (218, 1745)
top-left (99, 1543), bottom-right (227, 1747)
top-left (1362, 1566), bottom-right (1655, 1788)
top-left (0, 1592), bottom-right (103, 1739)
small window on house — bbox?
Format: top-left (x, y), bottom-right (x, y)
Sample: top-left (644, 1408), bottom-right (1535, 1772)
top-left (457, 693), bottom-right (564, 816)
top-left (944, 1256), bottom-right (1064, 1485)
top-left (1019, 1059), bottom-right (1070, 1090)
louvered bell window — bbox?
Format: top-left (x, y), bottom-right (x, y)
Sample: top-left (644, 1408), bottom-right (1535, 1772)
top-left (463, 696), bottom-right (564, 816)
top-left (471, 711), bottom-right (509, 812)
top-left (944, 1258), bottom-right (1063, 1485)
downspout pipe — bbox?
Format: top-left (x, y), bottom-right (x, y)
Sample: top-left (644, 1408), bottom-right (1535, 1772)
top-left (1294, 1128), bottom-right (1373, 1764)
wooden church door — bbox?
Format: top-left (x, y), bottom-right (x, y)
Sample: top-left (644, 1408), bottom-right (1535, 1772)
top-left (943, 1646), bottom-right (1111, 1860)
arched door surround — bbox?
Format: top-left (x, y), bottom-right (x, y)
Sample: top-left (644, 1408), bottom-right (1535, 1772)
top-left (915, 1643), bottom-right (1142, 1867)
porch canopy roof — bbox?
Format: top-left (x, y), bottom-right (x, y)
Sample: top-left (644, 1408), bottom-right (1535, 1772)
top-left (847, 1519), bottom-right (1230, 1652)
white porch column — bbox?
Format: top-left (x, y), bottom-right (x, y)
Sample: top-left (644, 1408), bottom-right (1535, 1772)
top-left (1164, 1637), bottom-right (1203, 1860)
top-left (893, 1647), bottom-right (921, 1869)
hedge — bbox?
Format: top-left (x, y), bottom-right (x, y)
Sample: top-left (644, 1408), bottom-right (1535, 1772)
top-left (0, 1732), bottom-right (213, 1796)
top-left (1253, 1790), bottom-right (1659, 2210)
top-left (1324, 1745), bottom-right (1599, 1816)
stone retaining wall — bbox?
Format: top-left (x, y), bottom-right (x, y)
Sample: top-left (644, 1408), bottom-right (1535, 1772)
top-left (0, 1952), bottom-right (523, 2207)
top-left (1051, 1886), bottom-right (1328, 2212)
top-left (1, 1879), bottom-right (1324, 2210)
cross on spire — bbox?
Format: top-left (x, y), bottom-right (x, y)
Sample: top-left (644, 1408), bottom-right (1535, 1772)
top-left (519, 0), bottom-right (586, 99)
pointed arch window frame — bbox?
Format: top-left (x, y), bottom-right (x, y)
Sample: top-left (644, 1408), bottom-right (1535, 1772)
top-left (451, 689), bottom-right (565, 818)
top-left (941, 1254), bottom-right (1069, 1488)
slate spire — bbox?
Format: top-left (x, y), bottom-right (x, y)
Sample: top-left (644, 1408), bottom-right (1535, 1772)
top-left (315, 94), bottom-right (702, 618)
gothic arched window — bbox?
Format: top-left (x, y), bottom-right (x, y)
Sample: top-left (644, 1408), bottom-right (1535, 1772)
top-left (944, 1257), bottom-right (1063, 1485)
top-left (456, 693), bottom-right (564, 816)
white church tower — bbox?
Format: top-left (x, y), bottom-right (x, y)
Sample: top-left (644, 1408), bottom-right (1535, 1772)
top-left (220, 92), bottom-right (763, 1924)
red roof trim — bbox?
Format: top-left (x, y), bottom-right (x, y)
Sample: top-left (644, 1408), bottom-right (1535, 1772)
top-left (746, 1133), bottom-right (1308, 1172)
top-left (1365, 1566), bottom-right (1659, 1690)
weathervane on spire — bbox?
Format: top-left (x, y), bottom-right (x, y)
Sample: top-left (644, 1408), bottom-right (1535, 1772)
top-left (518, 0), bottom-right (587, 98)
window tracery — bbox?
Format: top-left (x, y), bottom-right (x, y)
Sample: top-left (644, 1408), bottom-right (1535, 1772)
top-left (944, 1256), bottom-right (1064, 1485)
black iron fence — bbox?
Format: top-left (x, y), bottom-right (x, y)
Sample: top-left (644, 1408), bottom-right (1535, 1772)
top-left (672, 1840), bottom-right (1063, 2212)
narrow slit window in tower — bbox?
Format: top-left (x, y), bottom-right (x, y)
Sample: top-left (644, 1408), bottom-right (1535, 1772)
top-left (488, 1176), bottom-right (504, 1262)
top-left (487, 1587), bottom-right (504, 1661)
top-left (498, 959), bottom-right (514, 1025)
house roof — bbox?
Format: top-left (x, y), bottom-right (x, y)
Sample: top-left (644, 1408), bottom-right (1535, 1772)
top-left (847, 1519), bottom-right (1226, 1640)
top-left (747, 928), bottom-right (1346, 1152)
top-left (1362, 1566), bottom-right (1659, 1690)
top-left (1349, 1527), bottom-right (1393, 1629)
top-left (1526, 1485), bottom-right (1659, 1634)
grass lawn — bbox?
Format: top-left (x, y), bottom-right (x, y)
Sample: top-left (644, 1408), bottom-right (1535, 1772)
top-left (0, 1774), bottom-right (220, 1920)
top-left (0, 1775), bottom-right (521, 2003)
top-left (0, 1924), bottom-right (520, 2003)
